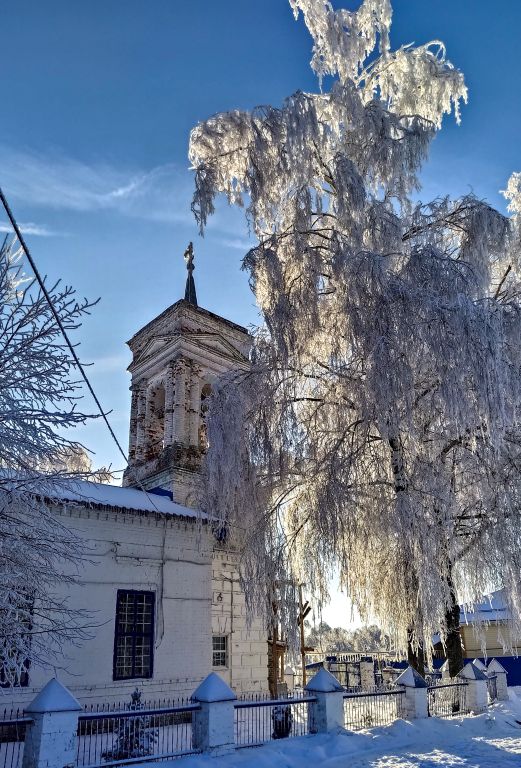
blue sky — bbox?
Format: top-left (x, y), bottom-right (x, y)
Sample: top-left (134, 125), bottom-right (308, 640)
top-left (2, 1), bottom-right (520, 623)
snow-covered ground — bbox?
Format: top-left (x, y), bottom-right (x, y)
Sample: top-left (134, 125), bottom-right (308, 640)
top-left (149, 690), bottom-right (521, 768)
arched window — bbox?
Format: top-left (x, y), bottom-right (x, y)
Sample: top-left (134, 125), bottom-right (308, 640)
top-left (146, 382), bottom-right (166, 460)
top-left (199, 383), bottom-right (212, 450)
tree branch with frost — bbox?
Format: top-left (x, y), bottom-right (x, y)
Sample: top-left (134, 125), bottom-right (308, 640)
top-left (192, 0), bottom-right (521, 671)
top-left (0, 235), bottom-right (101, 685)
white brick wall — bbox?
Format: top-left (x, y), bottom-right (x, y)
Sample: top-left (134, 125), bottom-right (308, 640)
top-left (211, 550), bottom-right (269, 694)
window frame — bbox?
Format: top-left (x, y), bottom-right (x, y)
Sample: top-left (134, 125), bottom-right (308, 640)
top-left (113, 589), bottom-right (155, 681)
top-left (212, 635), bottom-right (228, 668)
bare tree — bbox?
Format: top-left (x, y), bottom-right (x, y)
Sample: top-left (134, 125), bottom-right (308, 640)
top-left (0, 236), bottom-right (99, 685)
top-left (189, 0), bottom-right (521, 675)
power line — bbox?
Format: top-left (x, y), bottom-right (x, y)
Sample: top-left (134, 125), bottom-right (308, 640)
top-left (0, 187), bottom-right (188, 518)
top-left (0, 185), bottom-right (130, 466)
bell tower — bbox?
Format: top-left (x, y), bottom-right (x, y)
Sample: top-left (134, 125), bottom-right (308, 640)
top-left (122, 245), bottom-right (251, 505)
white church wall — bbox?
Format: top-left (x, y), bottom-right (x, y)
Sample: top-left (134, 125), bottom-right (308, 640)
top-left (3, 504), bottom-right (269, 709)
top-left (5, 506), bottom-right (214, 708)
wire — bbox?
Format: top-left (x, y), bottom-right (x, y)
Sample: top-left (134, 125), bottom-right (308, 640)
top-left (0, 185), bottom-right (130, 465)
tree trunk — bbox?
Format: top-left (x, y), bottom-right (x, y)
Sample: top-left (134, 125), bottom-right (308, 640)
top-left (388, 436), bottom-right (427, 679)
top-left (407, 631), bottom-right (426, 678)
top-left (445, 575), bottom-right (464, 678)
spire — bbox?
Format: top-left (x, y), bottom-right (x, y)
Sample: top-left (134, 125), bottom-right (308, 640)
top-left (183, 242), bottom-right (198, 306)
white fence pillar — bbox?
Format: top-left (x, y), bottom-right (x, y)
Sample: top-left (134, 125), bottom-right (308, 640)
top-left (394, 666), bottom-right (428, 719)
top-left (305, 667), bottom-right (345, 733)
top-left (487, 659), bottom-right (509, 701)
top-left (192, 673), bottom-right (236, 754)
top-left (284, 665), bottom-right (296, 693)
top-left (360, 659), bottom-right (375, 690)
top-left (458, 662), bottom-right (488, 712)
top-left (22, 678), bottom-right (81, 768)
top-left (440, 660), bottom-right (450, 680)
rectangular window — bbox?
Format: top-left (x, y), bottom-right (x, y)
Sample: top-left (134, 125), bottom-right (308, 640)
top-left (113, 590), bottom-right (154, 681)
top-left (212, 635), bottom-right (228, 668)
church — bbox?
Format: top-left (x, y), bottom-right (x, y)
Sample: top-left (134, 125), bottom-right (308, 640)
top-left (5, 247), bottom-right (270, 707)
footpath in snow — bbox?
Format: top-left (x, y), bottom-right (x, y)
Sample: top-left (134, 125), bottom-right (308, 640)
top-left (150, 690), bottom-right (521, 768)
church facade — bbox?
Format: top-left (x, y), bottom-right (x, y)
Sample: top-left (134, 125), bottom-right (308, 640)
top-left (5, 250), bottom-right (269, 707)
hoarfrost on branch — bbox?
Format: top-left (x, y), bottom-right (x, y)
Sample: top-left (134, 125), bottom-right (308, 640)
top-left (0, 236), bottom-right (99, 685)
top-left (189, 0), bottom-right (521, 668)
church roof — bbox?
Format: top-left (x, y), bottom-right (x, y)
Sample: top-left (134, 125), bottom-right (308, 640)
top-left (48, 478), bottom-right (202, 520)
top-left (461, 589), bottom-right (510, 625)
top-left (127, 299), bottom-right (249, 348)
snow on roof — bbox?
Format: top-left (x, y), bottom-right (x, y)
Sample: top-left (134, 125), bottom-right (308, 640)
top-left (459, 662), bottom-right (488, 681)
top-left (461, 589), bottom-right (510, 625)
top-left (48, 479), bottom-right (202, 520)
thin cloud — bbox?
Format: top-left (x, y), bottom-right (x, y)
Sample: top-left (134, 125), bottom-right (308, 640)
top-left (220, 237), bottom-right (255, 252)
top-left (0, 222), bottom-right (59, 237)
top-left (0, 146), bottom-right (194, 225)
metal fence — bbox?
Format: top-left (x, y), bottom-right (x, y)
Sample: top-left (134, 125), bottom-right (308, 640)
top-left (343, 687), bottom-right (405, 730)
top-left (76, 700), bottom-right (200, 767)
top-left (234, 695), bottom-right (315, 748)
top-left (427, 681), bottom-right (468, 718)
top-left (486, 674), bottom-right (497, 703)
top-left (0, 709), bottom-right (31, 768)
top-left (326, 661), bottom-right (361, 689)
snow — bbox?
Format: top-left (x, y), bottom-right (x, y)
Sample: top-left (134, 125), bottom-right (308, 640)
top-left (25, 678), bottom-right (81, 713)
top-left (47, 479), bottom-right (202, 519)
top-left (461, 589), bottom-right (510, 625)
top-left (306, 667), bottom-right (345, 693)
top-left (459, 662), bottom-right (488, 681)
top-left (488, 659), bottom-right (508, 674)
top-left (192, 673), bottom-right (237, 703)
top-left (395, 667), bottom-right (428, 688)
top-left (147, 695), bottom-right (521, 768)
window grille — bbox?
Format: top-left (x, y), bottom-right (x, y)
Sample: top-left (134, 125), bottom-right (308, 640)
top-left (212, 636), bottom-right (228, 668)
top-left (113, 590), bottom-right (155, 680)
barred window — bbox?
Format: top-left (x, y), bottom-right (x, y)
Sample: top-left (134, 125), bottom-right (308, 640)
top-left (113, 590), bottom-right (154, 680)
top-left (212, 635), bottom-right (228, 668)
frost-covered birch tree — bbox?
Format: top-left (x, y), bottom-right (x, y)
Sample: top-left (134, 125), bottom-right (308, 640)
top-left (189, 0), bottom-right (521, 676)
top-left (0, 236), bottom-right (98, 685)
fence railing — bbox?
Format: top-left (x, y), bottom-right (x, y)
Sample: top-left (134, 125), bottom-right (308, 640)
top-left (343, 687), bottom-right (405, 730)
top-left (0, 709), bottom-right (32, 768)
top-left (427, 680), bottom-right (468, 718)
top-left (234, 695), bottom-right (316, 748)
top-left (76, 702), bottom-right (200, 768)
top-left (486, 674), bottom-right (497, 703)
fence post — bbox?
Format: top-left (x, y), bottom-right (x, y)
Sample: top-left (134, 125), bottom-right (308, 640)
top-left (22, 678), bottom-right (81, 768)
top-left (191, 673), bottom-right (236, 754)
top-left (457, 662), bottom-right (488, 712)
top-left (487, 659), bottom-right (508, 701)
top-left (305, 667), bottom-right (345, 733)
top-left (394, 666), bottom-right (428, 719)
top-left (284, 665), bottom-right (296, 693)
top-left (440, 660), bottom-right (450, 680)
top-left (359, 658), bottom-right (375, 690)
